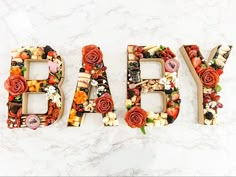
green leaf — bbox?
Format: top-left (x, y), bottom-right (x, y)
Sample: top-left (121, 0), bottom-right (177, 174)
top-left (21, 67), bottom-right (27, 75)
top-left (159, 45), bottom-right (166, 51)
top-left (14, 95), bottom-right (22, 102)
top-left (213, 59), bottom-right (216, 64)
top-left (147, 118), bottom-right (154, 123)
top-left (140, 126), bottom-right (146, 135)
top-left (126, 104), bottom-right (132, 110)
top-left (216, 85), bottom-right (222, 92)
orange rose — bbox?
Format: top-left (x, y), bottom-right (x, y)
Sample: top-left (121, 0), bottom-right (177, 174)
top-left (82, 45), bottom-right (103, 66)
top-left (74, 91), bottom-right (88, 104)
top-left (4, 75), bottom-right (28, 97)
top-left (199, 67), bottom-right (219, 88)
top-left (10, 66), bottom-right (22, 75)
top-left (95, 93), bottom-right (114, 114)
top-left (125, 106), bottom-right (147, 128)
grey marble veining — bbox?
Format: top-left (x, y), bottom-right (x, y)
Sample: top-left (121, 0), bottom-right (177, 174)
top-left (0, 0), bottom-right (236, 176)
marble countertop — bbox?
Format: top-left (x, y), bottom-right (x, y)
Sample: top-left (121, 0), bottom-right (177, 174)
top-left (0, 0), bottom-right (236, 176)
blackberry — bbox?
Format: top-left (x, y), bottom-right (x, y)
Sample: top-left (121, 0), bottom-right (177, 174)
top-left (76, 112), bottom-right (83, 117)
top-left (167, 116), bottom-right (174, 124)
top-left (176, 99), bottom-right (181, 104)
top-left (39, 88), bottom-right (44, 92)
top-left (133, 62), bottom-right (139, 68)
top-left (79, 68), bottom-right (85, 72)
top-left (165, 89), bottom-right (172, 94)
top-left (204, 112), bottom-right (213, 120)
top-left (128, 90), bottom-right (135, 98)
top-left (143, 52), bottom-right (151, 58)
top-left (44, 45), bottom-right (54, 54)
top-left (42, 53), bottom-right (47, 59)
top-left (11, 106), bottom-right (19, 114)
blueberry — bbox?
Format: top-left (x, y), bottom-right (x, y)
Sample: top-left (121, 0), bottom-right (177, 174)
top-left (167, 116), bottom-right (174, 124)
top-left (39, 88), bottom-right (44, 92)
top-left (152, 54), bottom-right (158, 58)
top-left (128, 90), bottom-right (135, 98)
top-left (143, 52), bottom-right (151, 58)
top-left (44, 45), bottom-right (54, 54)
top-left (204, 112), bottom-right (213, 120)
top-left (76, 112), bottom-right (83, 117)
top-left (18, 62), bottom-right (24, 68)
top-left (165, 89), bottom-right (172, 94)
top-left (214, 52), bottom-right (219, 59)
top-left (176, 99), bottom-right (181, 104)
top-left (79, 104), bottom-right (84, 108)
top-left (95, 63), bottom-right (103, 68)
top-left (133, 62), bottom-right (139, 68)
top-left (79, 68), bottom-right (85, 72)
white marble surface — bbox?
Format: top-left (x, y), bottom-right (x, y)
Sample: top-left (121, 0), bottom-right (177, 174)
top-left (0, 0), bottom-right (236, 176)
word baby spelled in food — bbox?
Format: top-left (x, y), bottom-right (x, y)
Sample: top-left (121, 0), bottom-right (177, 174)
top-left (4, 44), bottom-right (232, 134)
top-left (125, 45), bottom-right (180, 134)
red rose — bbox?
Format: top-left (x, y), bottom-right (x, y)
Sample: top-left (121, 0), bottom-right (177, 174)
top-left (4, 75), bottom-right (28, 97)
top-left (82, 45), bottom-right (103, 66)
top-left (125, 106), bottom-right (147, 128)
top-left (95, 93), bottom-right (114, 114)
top-left (199, 67), bottom-right (219, 88)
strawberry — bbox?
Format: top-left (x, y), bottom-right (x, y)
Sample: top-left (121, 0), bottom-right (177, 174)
top-left (8, 95), bottom-right (15, 101)
top-left (47, 51), bottom-right (55, 57)
top-left (210, 92), bottom-right (217, 99)
top-left (203, 94), bottom-right (211, 103)
top-left (137, 47), bottom-right (143, 53)
top-left (195, 66), bottom-right (202, 73)
top-left (134, 51), bottom-right (143, 59)
top-left (203, 97), bottom-right (211, 104)
top-left (171, 92), bottom-right (180, 101)
top-left (20, 52), bottom-right (30, 60)
top-left (102, 66), bottom-right (107, 71)
top-left (92, 73), bottom-right (99, 79)
top-left (216, 69), bottom-right (223, 75)
top-left (48, 75), bottom-right (59, 85)
top-left (217, 102), bottom-right (223, 108)
top-left (133, 88), bottom-right (140, 96)
top-left (185, 47), bottom-right (191, 52)
top-left (213, 95), bottom-right (221, 102)
top-left (170, 81), bottom-right (175, 88)
top-left (48, 75), bottom-right (54, 85)
top-left (167, 101), bottom-right (174, 107)
top-left (85, 64), bottom-right (92, 72)
top-left (168, 101), bottom-right (180, 109)
top-left (191, 57), bottom-right (201, 68)
top-left (188, 50), bottom-right (197, 58)
top-left (167, 107), bottom-right (179, 119)
top-left (190, 45), bottom-right (199, 51)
